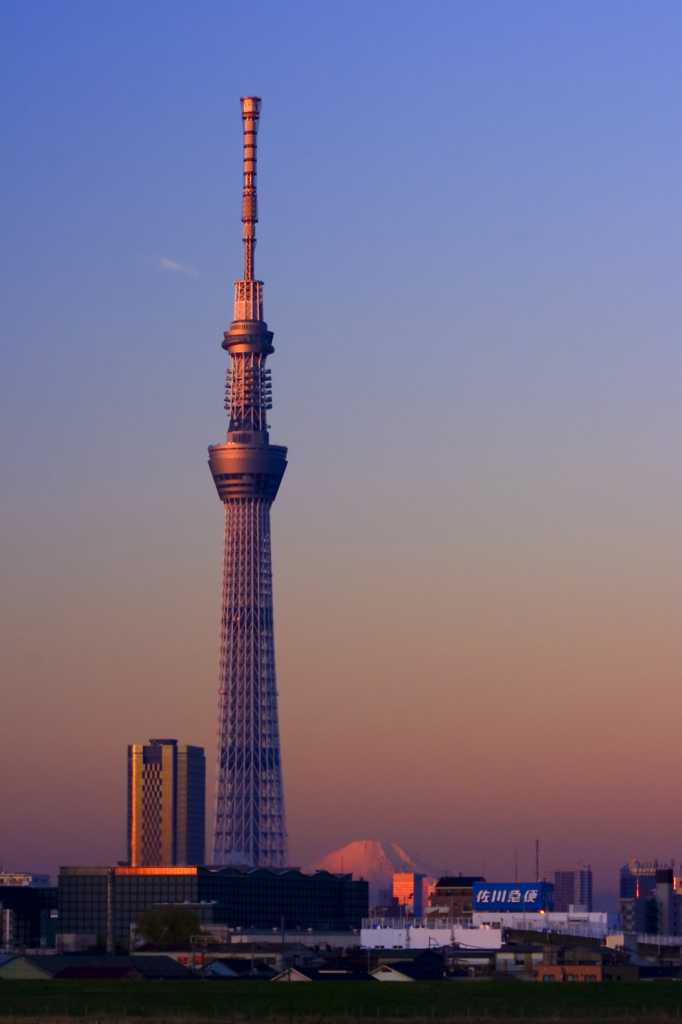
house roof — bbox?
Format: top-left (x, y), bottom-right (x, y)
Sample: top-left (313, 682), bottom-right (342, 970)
top-left (372, 960), bottom-right (443, 981)
top-left (360, 949), bottom-right (445, 963)
top-left (312, 955), bottom-right (374, 972)
top-left (136, 940), bottom-right (306, 955)
top-left (130, 955), bottom-right (194, 979)
top-left (0, 955), bottom-right (193, 980)
top-left (273, 966), bottom-right (371, 982)
top-left (310, 967), bottom-right (371, 981)
top-left (204, 958), bottom-right (276, 979)
top-left (451, 949), bottom-right (496, 961)
top-left (271, 967), bottom-right (312, 982)
top-left (54, 966), bottom-right (145, 980)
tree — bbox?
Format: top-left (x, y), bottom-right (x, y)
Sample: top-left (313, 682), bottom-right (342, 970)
top-left (133, 905), bottom-right (202, 947)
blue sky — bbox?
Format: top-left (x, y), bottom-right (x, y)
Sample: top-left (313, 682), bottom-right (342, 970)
top-left (2, 0), bottom-right (682, 892)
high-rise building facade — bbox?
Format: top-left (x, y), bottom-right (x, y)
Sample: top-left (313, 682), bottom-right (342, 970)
top-left (392, 873), bottom-right (428, 917)
top-left (619, 859), bottom-right (665, 900)
top-left (208, 98), bottom-right (288, 867)
top-left (542, 868), bottom-right (592, 912)
top-left (618, 862), bottom-right (679, 934)
top-left (127, 739), bottom-right (205, 867)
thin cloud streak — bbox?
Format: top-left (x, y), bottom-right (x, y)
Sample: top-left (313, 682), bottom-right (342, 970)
top-left (153, 256), bottom-right (199, 277)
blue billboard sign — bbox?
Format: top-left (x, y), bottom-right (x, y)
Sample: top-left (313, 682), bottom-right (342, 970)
top-left (473, 882), bottom-right (554, 912)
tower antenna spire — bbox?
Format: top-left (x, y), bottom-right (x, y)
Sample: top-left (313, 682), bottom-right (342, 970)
top-left (240, 96), bottom-right (260, 283)
top-left (232, 98), bottom-right (265, 326)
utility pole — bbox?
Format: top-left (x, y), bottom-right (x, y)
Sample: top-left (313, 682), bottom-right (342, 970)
top-left (535, 840), bottom-right (539, 883)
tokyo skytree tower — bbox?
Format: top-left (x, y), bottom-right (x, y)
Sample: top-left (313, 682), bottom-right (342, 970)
top-left (208, 98), bottom-right (288, 867)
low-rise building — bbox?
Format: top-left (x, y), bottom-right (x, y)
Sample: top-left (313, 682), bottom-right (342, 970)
top-left (472, 909), bottom-right (618, 941)
top-left (427, 876), bottom-right (484, 921)
top-left (0, 874), bottom-right (50, 888)
top-left (536, 964), bottom-right (601, 982)
top-left (361, 909), bottom-right (620, 954)
top-left (0, 884), bottom-right (58, 950)
top-left (58, 865), bottom-right (368, 950)
top-left (0, 955), bottom-right (193, 981)
top-left (495, 945), bottom-right (544, 977)
top-left (361, 919), bottom-right (503, 951)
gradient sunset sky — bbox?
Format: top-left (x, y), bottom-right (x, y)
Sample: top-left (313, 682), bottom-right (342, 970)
top-left (2, 0), bottom-right (682, 896)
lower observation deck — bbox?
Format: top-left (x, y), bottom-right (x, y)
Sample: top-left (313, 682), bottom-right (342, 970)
top-left (209, 441), bottom-right (287, 501)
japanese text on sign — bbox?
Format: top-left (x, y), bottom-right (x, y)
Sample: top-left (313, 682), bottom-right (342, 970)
top-left (472, 882), bottom-right (554, 912)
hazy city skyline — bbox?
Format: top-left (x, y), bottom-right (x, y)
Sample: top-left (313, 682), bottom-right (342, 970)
top-left (2, 0), bottom-right (682, 893)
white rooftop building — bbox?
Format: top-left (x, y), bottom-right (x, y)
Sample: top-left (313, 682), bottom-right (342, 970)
top-left (361, 910), bottom-right (621, 951)
top-left (361, 920), bottom-right (502, 951)
top-left (0, 874), bottom-right (50, 888)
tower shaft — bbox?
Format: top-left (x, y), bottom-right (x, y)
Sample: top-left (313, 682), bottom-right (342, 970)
top-left (208, 97), bottom-right (288, 867)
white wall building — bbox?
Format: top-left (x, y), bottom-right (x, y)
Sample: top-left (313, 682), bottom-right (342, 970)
top-left (361, 910), bottom-right (621, 951)
top-left (361, 921), bottom-right (503, 951)
top-left (472, 910), bottom-right (620, 940)
top-left (0, 874), bottom-right (50, 888)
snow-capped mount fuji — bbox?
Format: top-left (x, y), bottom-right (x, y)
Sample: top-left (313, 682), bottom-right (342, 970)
top-left (303, 840), bottom-right (438, 903)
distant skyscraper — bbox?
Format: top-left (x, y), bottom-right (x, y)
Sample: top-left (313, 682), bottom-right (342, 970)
top-left (618, 864), bottom-right (680, 935)
top-left (208, 98), bottom-right (288, 867)
top-left (619, 860), bottom-right (665, 900)
top-left (127, 739), bottom-right (205, 867)
top-left (392, 873), bottom-right (427, 916)
top-left (542, 867), bottom-right (593, 911)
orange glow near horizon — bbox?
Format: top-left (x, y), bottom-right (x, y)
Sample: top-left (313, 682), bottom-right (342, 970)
top-left (115, 866), bottom-right (197, 876)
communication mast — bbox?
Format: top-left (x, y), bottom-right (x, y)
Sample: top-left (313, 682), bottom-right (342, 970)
top-left (208, 97), bottom-right (288, 867)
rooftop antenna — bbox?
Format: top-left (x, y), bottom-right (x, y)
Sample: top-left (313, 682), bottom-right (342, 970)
top-left (231, 96), bottom-right (266, 327)
top-left (241, 96), bottom-right (259, 282)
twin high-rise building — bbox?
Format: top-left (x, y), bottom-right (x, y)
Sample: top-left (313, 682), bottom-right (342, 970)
top-left (127, 739), bottom-right (205, 867)
top-left (208, 98), bottom-right (288, 867)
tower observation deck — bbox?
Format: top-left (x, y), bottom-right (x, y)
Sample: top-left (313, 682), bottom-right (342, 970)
top-left (208, 97), bottom-right (288, 867)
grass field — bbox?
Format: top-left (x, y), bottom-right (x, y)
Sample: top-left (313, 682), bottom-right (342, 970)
top-left (1, 981), bottom-right (682, 1022)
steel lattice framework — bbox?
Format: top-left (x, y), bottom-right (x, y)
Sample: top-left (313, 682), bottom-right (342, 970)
top-left (208, 98), bottom-right (288, 867)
